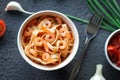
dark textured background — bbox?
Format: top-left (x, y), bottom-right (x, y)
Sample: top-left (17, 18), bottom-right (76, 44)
top-left (0, 0), bottom-right (120, 80)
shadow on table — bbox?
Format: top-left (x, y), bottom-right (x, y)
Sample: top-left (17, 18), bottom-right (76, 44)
top-left (50, 67), bottom-right (69, 80)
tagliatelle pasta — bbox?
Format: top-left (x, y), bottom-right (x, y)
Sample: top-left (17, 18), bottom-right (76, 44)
top-left (22, 15), bottom-right (74, 66)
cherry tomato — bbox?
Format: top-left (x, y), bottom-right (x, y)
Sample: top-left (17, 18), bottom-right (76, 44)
top-left (0, 19), bottom-right (6, 37)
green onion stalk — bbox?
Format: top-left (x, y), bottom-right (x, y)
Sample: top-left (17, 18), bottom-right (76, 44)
top-left (86, 0), bottom-right (120, 31)
top-left (65, 0), bottom-right (120, 32)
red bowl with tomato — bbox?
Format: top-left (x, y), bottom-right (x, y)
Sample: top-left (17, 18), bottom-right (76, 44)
top-left (105, 29), bottom-right (120, 70)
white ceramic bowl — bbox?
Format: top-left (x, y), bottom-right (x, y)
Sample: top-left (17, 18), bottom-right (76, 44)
top-left (105, 29), bottom-right (120, 71)
top-left (17, 10), bottom-right (79, 71)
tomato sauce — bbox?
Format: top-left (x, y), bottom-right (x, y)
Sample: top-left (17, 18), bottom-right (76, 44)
top-left (107, 34), bottom-right (120, 67)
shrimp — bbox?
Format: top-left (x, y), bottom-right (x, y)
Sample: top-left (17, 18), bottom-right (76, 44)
top-left (59, 27), bottom-right (67, 37)
top-left (24, 26), bottom-right (33, 37)
top-left (60, 26), bottom-right (72, 39)
top-left (43, 20), bottom-right (52, 28)
top-left (59, 41), bottom-right (67, 50)
top-left (29, 49), bottom-right (38, 57)
top-left (42, 52), bottom-right (50, 61)
top-left (34, 37), bottom-right (50, 53)
top-left (44, 33), bottom-right (55, 43)
top-left (24, 31), bottom-right (32, 37)
top-left (56, 40), bottom-right (67, 50)
top-left (34, 37), bottom-right (43, 46)
top-left (38, 17), bottom-right (54, 29)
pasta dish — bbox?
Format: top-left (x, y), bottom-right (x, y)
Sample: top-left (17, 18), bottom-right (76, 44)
top-left (22, 15), bottom-right (74, 66)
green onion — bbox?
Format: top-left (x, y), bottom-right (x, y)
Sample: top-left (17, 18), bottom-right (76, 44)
top-left (65, 14), bottom-right (89, 24)
top-left (93, 0), bottom-right (120, 28)
top-left (105, 0), bottom-right (120, 26)
top-left (98, 1), bottom-right (119, 29)
top-left (102, 22), bottom-right (116, 31)
top-left (112, 0), bottom-right (120, 14)
top-left (106, 0), bottom-right (120, 18)
top-left (66, 13), bottom-right (115, 32)
top-left (86, 0), bottom-right (120, 31)
top-left (86, 0), bottom-right (116, 31)
top-left (101, 1), bottom-right (117, 20)
top-left (63, 0), bottom-right (120, 32)
top-left (87, 0), bottom-right (116, 27)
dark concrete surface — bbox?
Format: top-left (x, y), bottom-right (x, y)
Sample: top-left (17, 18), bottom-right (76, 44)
top-left (0, 0), bottom-right (120, 80)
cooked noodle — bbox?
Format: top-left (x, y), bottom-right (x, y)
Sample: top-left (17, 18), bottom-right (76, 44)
top-left (22, 15), bottom-right (74, 66)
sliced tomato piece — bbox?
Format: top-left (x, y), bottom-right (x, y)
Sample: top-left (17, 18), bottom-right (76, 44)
top-left (0, 19), bottom-right (6, 37)
top-left (107, 45), bottom-right (117, 58)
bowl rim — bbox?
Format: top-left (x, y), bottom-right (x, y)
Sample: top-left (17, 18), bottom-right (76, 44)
top-left (105, 29), bottom-right (120, 71)
top-left (17, 10), bottom-right (79, 71)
